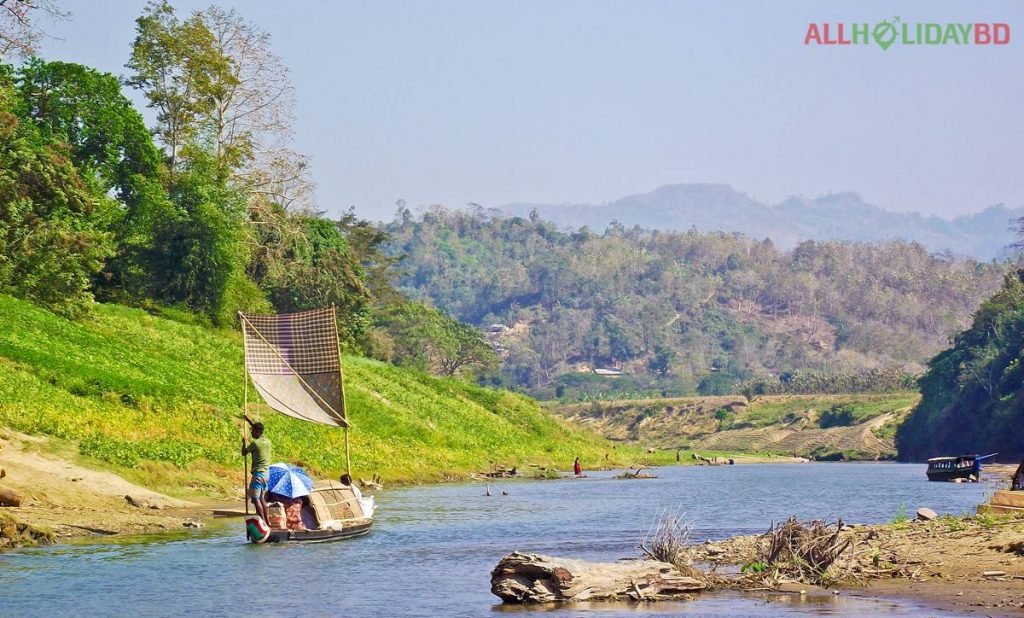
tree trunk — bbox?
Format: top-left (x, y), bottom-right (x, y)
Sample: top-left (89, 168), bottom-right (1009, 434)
top-left (491, 552), bottom-right (705, 604)
top-left (0, 486), bottom-right (23, 507)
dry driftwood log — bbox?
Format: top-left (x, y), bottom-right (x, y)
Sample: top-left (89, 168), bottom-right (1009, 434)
top-left (0, 486), bottom-right (23, 507)
top-left (491, 552), bottom-right (705, 604)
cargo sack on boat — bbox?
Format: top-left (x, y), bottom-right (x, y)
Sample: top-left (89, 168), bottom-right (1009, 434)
top-left (240, 308), bottom-right (348, 428)
top-left (283, 499), bottom-right (306, 531)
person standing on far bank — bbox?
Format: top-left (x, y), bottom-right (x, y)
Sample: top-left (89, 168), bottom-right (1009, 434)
top-left (242, 415), bottom-right (272, 523)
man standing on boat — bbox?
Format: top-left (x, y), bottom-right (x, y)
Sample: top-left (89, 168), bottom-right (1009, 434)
top-left (242, 416), bottom-right (272, 523)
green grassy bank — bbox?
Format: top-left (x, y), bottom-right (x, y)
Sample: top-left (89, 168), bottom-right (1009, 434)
top-left (0, 295), bottom-right (663, 496)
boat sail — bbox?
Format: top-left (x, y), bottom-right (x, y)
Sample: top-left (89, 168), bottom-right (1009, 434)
top-left (239, 307), bottom-right (373, 543)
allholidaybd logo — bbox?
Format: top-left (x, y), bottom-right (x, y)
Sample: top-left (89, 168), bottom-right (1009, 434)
top-left (805, 18), bottom-right (1011, 49)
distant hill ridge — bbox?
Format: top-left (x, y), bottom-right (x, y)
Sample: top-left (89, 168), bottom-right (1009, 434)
top-left (501, 183), bottom-right (1022, 260)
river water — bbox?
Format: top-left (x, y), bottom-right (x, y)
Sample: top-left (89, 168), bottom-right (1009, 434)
top-left (0, 463), bottom-right (992, 617)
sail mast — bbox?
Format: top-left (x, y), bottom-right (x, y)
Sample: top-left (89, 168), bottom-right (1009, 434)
top-left (333, 305), bottom-right (353, 477)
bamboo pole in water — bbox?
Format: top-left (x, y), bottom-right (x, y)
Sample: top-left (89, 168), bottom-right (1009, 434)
top-left (240, 312), bottom-right (250, 520)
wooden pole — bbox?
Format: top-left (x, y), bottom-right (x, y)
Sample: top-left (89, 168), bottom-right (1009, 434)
top-left (241, 420), bottom-right (249, 519)
top-left (240, 312), bottom-right (250, 520)
top-left (333, 305), bottom-right (353, 477)
top-left (344, 427), bottom-right (352, 477)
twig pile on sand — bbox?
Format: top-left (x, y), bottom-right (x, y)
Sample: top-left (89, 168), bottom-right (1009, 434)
top-left (688, 516), bottom-right (924, 588)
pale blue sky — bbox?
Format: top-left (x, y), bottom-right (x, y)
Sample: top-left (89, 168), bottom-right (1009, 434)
top-left (39, 1), bottom-right (1024, 221)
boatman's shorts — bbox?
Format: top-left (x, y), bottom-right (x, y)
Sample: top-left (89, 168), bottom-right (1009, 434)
top-left (249, 471), bottom-right (268, 500)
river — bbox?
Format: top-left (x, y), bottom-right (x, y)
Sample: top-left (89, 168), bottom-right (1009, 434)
top-left (0, 463), bottom-right (992, 617)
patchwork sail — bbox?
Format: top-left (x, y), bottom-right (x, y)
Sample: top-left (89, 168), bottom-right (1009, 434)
top-left (240, 307), bottom-right (348, 428)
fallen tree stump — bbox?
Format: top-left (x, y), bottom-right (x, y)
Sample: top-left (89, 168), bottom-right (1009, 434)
top-left (491, 552), bottom-right (706, 604)
top-left (616, 466), bottom-right (657, 479)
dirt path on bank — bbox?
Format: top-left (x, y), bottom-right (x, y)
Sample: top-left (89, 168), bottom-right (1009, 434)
top-left (0, 434), bottom-right (206, 544)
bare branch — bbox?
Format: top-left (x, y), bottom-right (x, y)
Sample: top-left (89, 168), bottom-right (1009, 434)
top-left (0, 0), bottom-right (69, 61)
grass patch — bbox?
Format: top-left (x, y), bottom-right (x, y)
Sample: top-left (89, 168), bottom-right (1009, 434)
top-left (0, 295), bottom-right (649, 492)
top-left (725, 394), bottom-right (919, 430)
top-left (891, 502), bottom-right (910, 528)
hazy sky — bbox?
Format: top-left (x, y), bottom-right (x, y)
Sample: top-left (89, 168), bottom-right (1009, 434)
top-left (38, 1), bottom-right (1024, 221)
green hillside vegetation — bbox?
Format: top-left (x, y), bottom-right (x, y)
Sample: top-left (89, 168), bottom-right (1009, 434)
top-left (897, 269), bottom-right (1024, 461)
top-left (386, 207), bottom-right (1010, 399)
top-left (0, 295), bottom-right (652, 493)
top-left (555, 392), bottom-right (919, 461)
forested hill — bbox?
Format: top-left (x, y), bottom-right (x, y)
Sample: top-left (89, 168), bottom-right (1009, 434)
top-left (501, 184), bottom-right (1023, 260)
top-left (386, 207), bottom-right (1011, 399)
top-left (897, 270), bottom-right (1024, 461)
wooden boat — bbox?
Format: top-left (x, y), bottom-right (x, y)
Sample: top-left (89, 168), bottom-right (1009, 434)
top-left (239, 307), bottom-right (375, 544)
top-left (926, 453), bottom-right (997, 482)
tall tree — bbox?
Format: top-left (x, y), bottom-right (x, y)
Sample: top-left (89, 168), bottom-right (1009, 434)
top-left (125, 0), bottom-right (227, 178)
top-left (374, 302), bottom-right (498, 377)
top-left (197, 5), bottom-right (309, 205)
top-left (144, 150), bottom-right (250, 322)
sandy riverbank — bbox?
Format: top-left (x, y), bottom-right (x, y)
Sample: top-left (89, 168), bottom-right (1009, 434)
top-left (693, 513), bottom-right (1024, 615)
top-left (0, 434), bottom-right (212, 545)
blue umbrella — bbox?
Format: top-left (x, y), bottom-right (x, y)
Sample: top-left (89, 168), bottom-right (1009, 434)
top-left (267, 463), bottom-right (315, 499)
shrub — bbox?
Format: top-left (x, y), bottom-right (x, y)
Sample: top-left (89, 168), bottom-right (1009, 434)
top-left (818, 404), bottom-right (856, 428)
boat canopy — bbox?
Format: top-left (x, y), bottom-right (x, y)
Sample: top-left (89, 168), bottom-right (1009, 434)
top-left (240, 307), bottom-right (348, 428)
top-left (927, 453), bottom-right (998, 465)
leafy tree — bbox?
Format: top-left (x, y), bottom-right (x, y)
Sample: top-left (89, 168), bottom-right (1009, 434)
top-left (818, 404), bottom-right (855, 428)
top-left (127, 2), bottom-right (310, 205)
top-left (0, 73), bottom-right (115, 315)
top-left (14, 59), bottom-right (173, 295)
top-left (646, 344), bottom-right (675, 376)
top-left (263, 216), bottom-right (370, 348)
top-left (336, 208), bottom-right (403, 305)
top-left (144, 151), bottom-right (249, 323)
top-left (374, 301), bottom-right (497, 377)
top-left (434, 319), bottom-right (499, 377)
top-left (697, 372), bottom-right (736, 396)
top-left (125, 0), bottom-right (226, 177)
